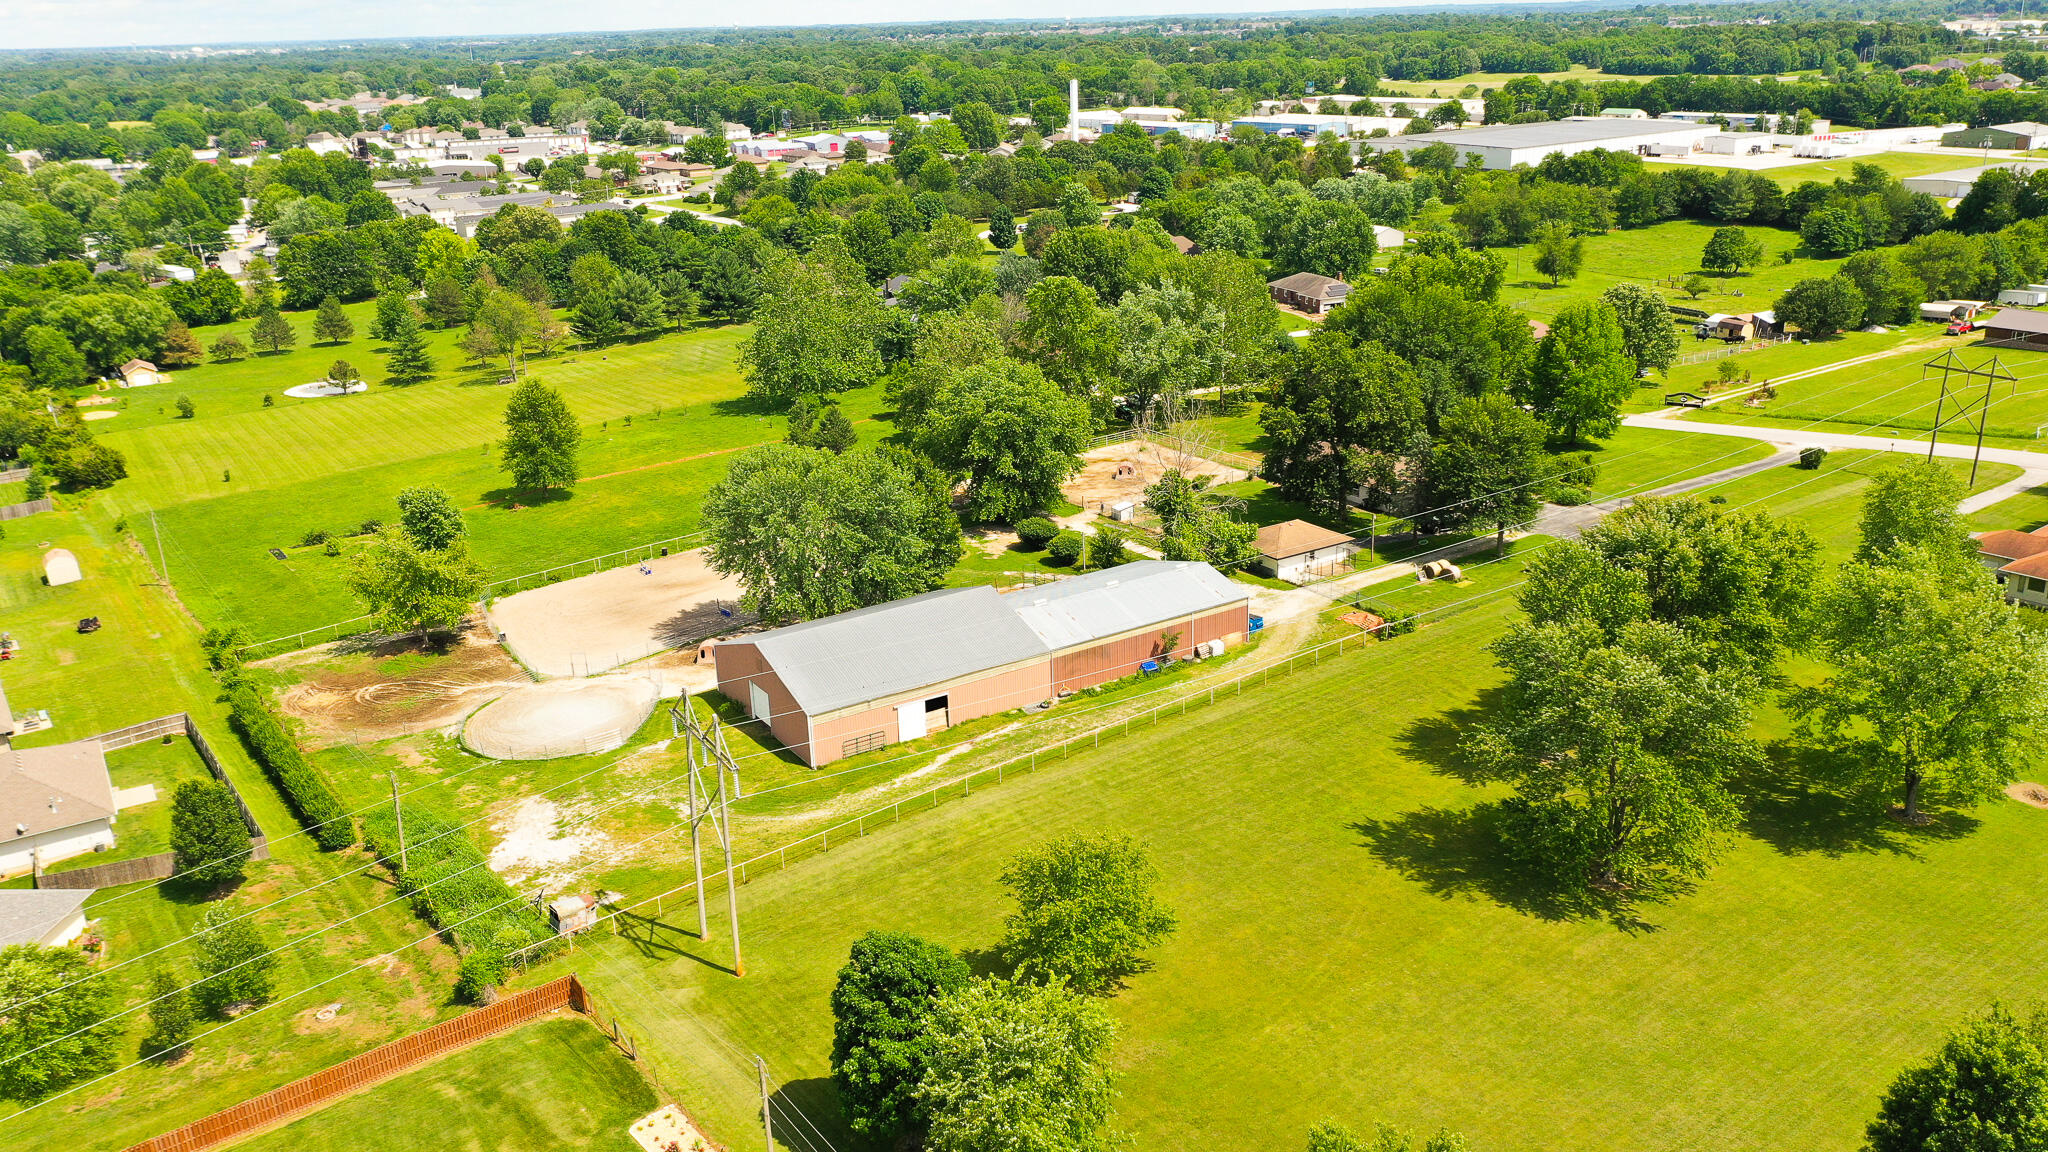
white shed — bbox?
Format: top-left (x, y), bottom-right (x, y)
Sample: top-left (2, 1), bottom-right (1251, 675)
top-left (1255, 519), bottom-right (1360, 582)
top-left (42, 549), bottom-right (81, 586)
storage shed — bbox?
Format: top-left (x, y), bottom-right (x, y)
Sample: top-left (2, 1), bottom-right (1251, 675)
top-left (42, 549), bottom-right (80, 586)
top-left (1255, 520), bottom-right (1360, 582)
top-left (1981, 308), bottom-right (2048, 347)
top-left (713, 562), bottom-right (1252, 766)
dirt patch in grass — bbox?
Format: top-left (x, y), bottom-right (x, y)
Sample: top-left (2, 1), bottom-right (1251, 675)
top-left (1064, 439), bottom-right (1250, 515)
top-left (274, 624), bottom-right (531, 746)
top-left (2006, 781), bottom-right (2048, 808)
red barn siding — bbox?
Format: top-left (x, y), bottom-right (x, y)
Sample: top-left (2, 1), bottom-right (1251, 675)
top-left (712, 641), bottom-right (814, 763)
top-left (1051, 604), bottom-right (1249, 694)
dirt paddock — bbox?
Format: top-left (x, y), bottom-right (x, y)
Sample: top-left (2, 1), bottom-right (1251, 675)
top-left (488, 548), bottom-right (750, 679)
top-left (271, 623), bottom-right (531, 746)
top-left (1064, 439), bottom-right (1251, 514)
top-left (462, 675), bottom-right (664, 761)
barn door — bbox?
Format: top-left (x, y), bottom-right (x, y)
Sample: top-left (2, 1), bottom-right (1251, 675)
top-left (896, 700), bottom-right (928, 741)
top-left (749, 683), bottom-right (770, 723)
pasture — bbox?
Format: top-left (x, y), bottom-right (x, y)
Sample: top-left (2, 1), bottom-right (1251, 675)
top-left (1493, 219), bottom-right (1843, 320)
top-left (537, 449), bottom-right (2043, 1152)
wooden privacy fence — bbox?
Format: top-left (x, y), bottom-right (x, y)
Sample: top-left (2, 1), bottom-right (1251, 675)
top-left (0, 497), bottom-right (53, 521)
top-left (124, 974), bottom-right (595, 1152)
top-left (35, 714), bottom-right (268, 890)
top-left (0, 466), bottom-right (30, 483)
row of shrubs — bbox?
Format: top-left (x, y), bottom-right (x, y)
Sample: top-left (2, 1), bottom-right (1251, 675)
top-left (223, 684), bottom-right (354, 850)
top-left (1015, 516), bottom-right (1128, 568)
top-left (360, 804), bottom-right (557, 1002)
top-left (298, 519), bottom-right (383, 548)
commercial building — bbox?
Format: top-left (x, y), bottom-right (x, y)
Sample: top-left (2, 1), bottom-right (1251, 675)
top-left (1379, 119), bottom-right (1718, 170)
top-left (713, 562), bottom-right (1251, 766)
top-left (1902, 161), bottom-right (2048, 199)
top-left (1232, 113), bottom-right (1353, 137)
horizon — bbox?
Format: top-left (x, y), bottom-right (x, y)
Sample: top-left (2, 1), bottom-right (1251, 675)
top-left (11, 0), bottom-right (1652, 54)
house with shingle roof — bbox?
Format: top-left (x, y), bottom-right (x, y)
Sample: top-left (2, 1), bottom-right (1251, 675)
top-left (0, 889), bottom-right (92, 949)
top-left (0, 740), bottom-right (118, 878)
top-left (1255, 519), bottom-right (1360, 582)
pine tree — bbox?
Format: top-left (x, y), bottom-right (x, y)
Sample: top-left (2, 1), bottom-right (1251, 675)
top-left (616, 272), bottom-right (666, 333)
top-left (815, 404), bottom-right (858, 452)
top-left (249, 305), bottom-right (296, 354)
top-left (571, 288), bottom-right (623, 346)
top-left (501, 378), bottom-right (582, 491)
top-left (312, 294), bottom-right (354, 344)
top-left (424, 275), bottom-right (468, 328)
top-left (240, 256), bottom-right (279, 317)
top-left (381, 309), bottom-right (435, 384)
top-left (168, 779), bottom-right (251, 888)
top-left (159, 321), bottom-right (204, 368)
top-left (658, 271), bottom-right (700, 332)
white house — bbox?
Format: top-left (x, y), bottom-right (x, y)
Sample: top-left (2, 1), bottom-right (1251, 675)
top-left (1255, 520), bottom-right (1360, 582)
top-left (0, 889), bottom-right (93, 949)
top-left (0, 740), bottom-right (119, 878)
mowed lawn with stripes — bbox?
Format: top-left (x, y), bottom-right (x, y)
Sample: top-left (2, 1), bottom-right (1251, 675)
top-left (83, 298), bottom-right (849, 639)
top-left (533, 451), bottom-right (2048, 1152)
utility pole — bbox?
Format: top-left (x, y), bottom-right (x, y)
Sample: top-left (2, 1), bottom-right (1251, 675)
top-left (685, 710), bottom-right (709, 939)
top-left (150, 509), bottom-right (169, 585)
top-left (757, 1055), bottom-right (773, 1151)
top-left (716, 727), bottom-right (744, 976)
top-left (390, 772), bottom-right (408, 873)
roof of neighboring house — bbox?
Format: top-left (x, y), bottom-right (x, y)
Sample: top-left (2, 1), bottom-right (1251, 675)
top-left (0, 889), bottom-right (92, 949)
top-left (118, 359), bottom-right (156, 374)
top-left (1256, 519), bottom-right (1357, 560)
top-left (1985, 308), bottom-right (2048, 335)
top-left (1268, 272), bottom-right (1350, 298)
top-left (1169, 234), bottom-right (1197, 254)
top-left (882, 274), bottom-right (912, 296)
top-left (1009, 562), bottom-right (1250, 650)
top-left (747, 587), bottom-right (1050, 717)
top-left (1, 740), bottom-right (114, 839)
top-left (1976, 529), bottom-right (2048, 561)
top-left (2001, 551), bottom-right (2048, 579)
top-left (0, 681), bottom-right (11, 737)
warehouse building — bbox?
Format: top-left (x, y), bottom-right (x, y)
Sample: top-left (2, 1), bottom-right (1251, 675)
top-left (1378, 118), bottom-right (1718, 169)
top-left (1941, 121), bottom-right (2048, 150)
top-left (713, 562), bottom-right (1252, 766)
top-left (1902, 161), bottom-right (2048, 199)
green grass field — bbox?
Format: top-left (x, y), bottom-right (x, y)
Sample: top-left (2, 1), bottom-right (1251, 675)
top-left (235, 1018), bottom-right (655, 1152)
top-left (1496, 220), bottom-right (1842, 320)
top-left (1739, 150), bottom-right (1985, 189)
top-left (529, 450), bottom-right (2041, 1152)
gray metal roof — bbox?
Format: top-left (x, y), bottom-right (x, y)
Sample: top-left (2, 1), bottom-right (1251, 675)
top-left (0, 888), bottom-right (91, 948)
top-left (748, 587), bottom-right (1050, 716)
top-left (741, 562), bottom-right (1250, 717)
top-left (1393, 119), bottom-right (1705, 149)
top-left (1010, 562), bottom-right (1250, 649)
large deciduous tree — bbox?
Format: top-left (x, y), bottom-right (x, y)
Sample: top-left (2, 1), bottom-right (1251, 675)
top-left (396, 486), bottom-right (467, 551)
top-left (830, 932), bottom-right (972, 1140)
top-left (1426, 393), bottom-right (1546, 550)
top-left (738, 238), bottom-right (887, 405)
top-left (916, 979), bottom-right (1118, 1152)
top-left (1599, 282), bottom-right (1679, 376)
top-left (346, 527), bottom-right (486, 638)
top-left (701, 445), bottom-right (963, 623)
top-left (997, 834), bottom-right (1178, 994)
top-left (499, 378), bottom-right (581, 492)
top-left (0, 945), bottom-right (119, 1098)
top-left (1867, 1004), bottom-right (2048, 1152)
top-left (1700, 226), bottom-right (1765, 275)
top-left (1524, 299), bottom-right (1634, 447)
top-left (1855, 460), bottom-right (1973, 565)
top-left (1262, 331), bottom-right (1424, 519)
top-left (1794, 546), bottom-right (2048, 823)
top-left (1774, 275), bottom-right (1866, 336)
top-left (914, 360), bottom-right (1091, 524)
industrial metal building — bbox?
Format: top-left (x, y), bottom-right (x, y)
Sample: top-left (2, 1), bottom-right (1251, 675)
top-left (1901, 161), bottom-right (2048, 200)
top-left (1379, 119), bottom-right (1718, 169)
top-left (713, 562), bottom-right (1252, 766)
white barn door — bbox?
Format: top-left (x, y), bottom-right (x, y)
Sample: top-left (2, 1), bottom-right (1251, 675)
top-left (750, 683), bottom-right (771, 723)
top-left (896, 700), bottom-right (928, 741)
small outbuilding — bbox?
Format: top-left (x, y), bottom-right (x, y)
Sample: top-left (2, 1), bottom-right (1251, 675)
top-left (548, 893), bottom-right (601, 935)
top-left (1921, 299), bottom-right (1986, 323)
top-left (116, 359), bottom-right (162, 387)
top-left (42, 549), bottom-right (81, 587)
top-left (0, 889), bottom-right (93, 949)
top-left (1981, 307), bottom-right (2048, 348)
top-left (1255, 519), bottom-right (1360, 582)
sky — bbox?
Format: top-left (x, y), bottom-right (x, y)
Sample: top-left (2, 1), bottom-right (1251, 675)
top-left (9, 0), bottom-right (1534, 53)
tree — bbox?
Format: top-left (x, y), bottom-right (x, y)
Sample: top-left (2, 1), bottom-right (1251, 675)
top-left (916, 979), bottom-right (1117, 1152)
top-left (1309, 1121), bottom-right (1474, 1152)
top-left (701, 445), bottom-right (963, 623)
top-left (914, 360), bottom-right (1092, 523)
top-left (469, 291), bottom-right (538, 375)
top-left (23, 325), bottom-right (87, 390)
top-left (830, 932), bottom-right (972, 1139)
top-left (249, 306), bottom-right (297, 354)
top-left (811, 405), bottom-right (857, 453)
top-left (1599, 282), bottom-right (1679, 376)
top-left (140, 970), bottom-right (195, 1062)
top-left (311, 294), bottom-right (354, 344)
top-left (740, 243), bottom-right (890, 404)
top-left (1700, 226), bottom-right (1765, 276)
top-left (681, 133), bottom-right (730, 166)
top-left (0, 945), bottom-right (118, 1098)
top-left (1018, 276), bottom-right (1117, 405)
top-left (987, 205), bottom-right (1017, 251)
top-left (396, 486), bottom-right (466, 550)
top-left (208, 334), bottom-right (247, 364)
top-left (1680, 274), bottom-right (1711, 299)
top-left (381, 307), bottom-right (435, 384)
top-left (39, 292), bottom-right (175, 371)
top-left (1261, 332), bottom-right (1423, 518)
top-left (499, 378), bottom-right (580, 491)
top-left (1867, 1004), bottom-right (2048, 1152)
top-left (615, 271), bottom-right (666, 333)
top-left (326, 359), bottom-right (358, 386)
top-left (370, 292), bottom-right (415, 343)
top-left (997, 834), bottom-right (1178, 994)
top-left (346, 527), bottom-right (486, 638)
top-left (1856, 460), bottom-right (1973, 565)
top-left (1774, 275), bottom-right (1866, 337)
top-left (424, 275), bottom-right (468, 328)
top-left (276, 230), bottom-right (374, 308)
top-left (1794, 547), bottom-right (2048, 822)
top-left (168, 779), bottom-right (251, 889)
top-left (1524, 299), bottom-right (1635, 446)
top-left (175, 394), bottom-right (196, 419)
top-left (159, 321), bottom-right (204, 369)
top-left (570, 287), bottom-right (622, 346)
top-left (657, 271), bottom-right (699, 332)
top-left (1530, 221), bottom-right (1584, 287)
top-left (1800, 206), bottom-right (1867, 255)
top-left (240, 255), bottom-right (280, 317)
top-left (191, 905), bottom-right (276, 1015)
top-left (1427, 394), bottom-right (1546, 550)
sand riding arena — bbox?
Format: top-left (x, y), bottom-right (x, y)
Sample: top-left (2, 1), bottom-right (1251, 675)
top-left (1065, 437), bottom-right (1257, 514)
top-left (488, 548), bottom-right (751, 679)
top-left (462, 675), bottom-right (666, 760)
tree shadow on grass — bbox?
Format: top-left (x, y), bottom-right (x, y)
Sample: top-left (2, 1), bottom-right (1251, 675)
top-left (711, 394), bottom-right (784, 420)
top-left (1392, 691), bottom-right (1507, 789)
top-left (478, 485), bottom-right (574, 509)
top-left (1739, 740), bottom-right (1981, 859)
top-left (771, 1079), bottom-right (852, 1148)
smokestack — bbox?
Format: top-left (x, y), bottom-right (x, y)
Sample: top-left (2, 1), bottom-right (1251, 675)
top-left (1068, 78), bottom-right (1080, 142)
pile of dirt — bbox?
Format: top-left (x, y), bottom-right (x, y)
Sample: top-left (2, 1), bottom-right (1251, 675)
top-left (2006, 782), bottom-right (2048, 809)
top-left (274, 623), bottom-right (530, 746)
